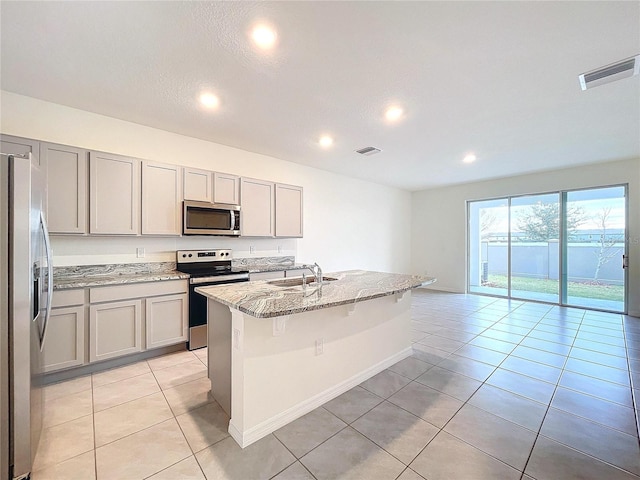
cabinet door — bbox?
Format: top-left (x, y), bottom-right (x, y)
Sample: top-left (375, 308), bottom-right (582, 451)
top-left (42, 142), bottom-right (88, 234)
top-left (146, 293), bottom-right (188, 349)
top-left (89, 299), bottom-right (142, 362)
top-left (214, 172), bottom-right (240, 205)
top-left (275, 183), bottom-right (303, 238)
top-left (89, 152), bottom-right (141, 235)
top-left (43, 306), bottom-right (86, 372)
top-left (142, 161), bottom-right (182, 235)
top-left (184, 167), bottom-right (213, 202)
top-left (0, 134), bottom-right (41, 168)
top-left (240, 177), bottom-right (274, 237)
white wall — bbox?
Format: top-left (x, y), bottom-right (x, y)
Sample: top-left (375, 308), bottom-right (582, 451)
top-left (411, 158), bottom-right (640, 316)
top-left (1, 91), bottom-right (412, 273)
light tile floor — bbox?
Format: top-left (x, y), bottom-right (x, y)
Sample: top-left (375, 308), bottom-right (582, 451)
top-left (33, 290), bottom-right (640, 479)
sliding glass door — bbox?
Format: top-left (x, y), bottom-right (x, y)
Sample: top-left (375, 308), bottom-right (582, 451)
top-left (468, 185), bottom-right (627, 313)
top-left (510, 193), bottom-right (560, 303)
top-left (563, 186), bottom-right (626, 312)
top-left (468, 198), bottom-right (509, 297)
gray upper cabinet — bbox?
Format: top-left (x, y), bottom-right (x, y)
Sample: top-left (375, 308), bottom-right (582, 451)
top-left (275, 183), bottom-right (303, 238)
top-left (240, 177), bottom-right (274, 237)
top-left (183, 167), bottom-right (213, 202)
top-left (0, 134), bottom-right (41, 168)
top-left (214, 172), bottom-right (240, 205)
top-left (42, 142), bottom-right (88, 234)
top-left (89, 151), bottom-right (141, 235)
top-left (142, 161), bottom-right (182, 235)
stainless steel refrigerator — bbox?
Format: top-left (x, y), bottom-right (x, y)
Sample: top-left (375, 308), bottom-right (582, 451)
top-left (1, 152), bottom-right (52, 480)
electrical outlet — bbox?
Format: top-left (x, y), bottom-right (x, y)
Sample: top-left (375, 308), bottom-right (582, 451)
top-left (277, 245), bottom-right (283, 253)
top-left (233, 329), bottom-right (241, 349)
top-left (250, 245), bottom-right (255, 254)
top-left (315, 339), bottom-right (324, 356)
top-left (136, 247), bottom-right (145, 258)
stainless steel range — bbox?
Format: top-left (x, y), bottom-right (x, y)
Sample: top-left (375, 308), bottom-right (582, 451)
top-left (176, 249), bottom-right (249, 350)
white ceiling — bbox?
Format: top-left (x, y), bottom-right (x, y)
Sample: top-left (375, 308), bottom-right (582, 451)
top-left (1, 1), bottom-right (639, 191)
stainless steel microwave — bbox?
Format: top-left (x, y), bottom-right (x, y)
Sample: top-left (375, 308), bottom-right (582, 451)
top-left (183, 201), bottom-right (241, 236)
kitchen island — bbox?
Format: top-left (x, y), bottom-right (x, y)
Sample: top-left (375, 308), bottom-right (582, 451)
top-left (195, 270), bottom-right (436, 447)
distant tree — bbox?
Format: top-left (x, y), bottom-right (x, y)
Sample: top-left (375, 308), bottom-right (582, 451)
top-left (517, 202), bottom-right (586, 241)
top-left (480, 209), bottom-right (498, 241)
top-left (593, 207), bottom-right (623, 282)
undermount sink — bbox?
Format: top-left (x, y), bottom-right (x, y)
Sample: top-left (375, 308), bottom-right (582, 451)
top-left (268, 276), bottom-right (338, 288)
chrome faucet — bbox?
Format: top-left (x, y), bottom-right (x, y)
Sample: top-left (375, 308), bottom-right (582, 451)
top-left (302, 262), bottom-right (323, 293)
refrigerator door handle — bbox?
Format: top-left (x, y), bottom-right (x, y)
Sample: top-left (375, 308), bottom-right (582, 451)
top-left (39, 211), bottom-right (53, 350)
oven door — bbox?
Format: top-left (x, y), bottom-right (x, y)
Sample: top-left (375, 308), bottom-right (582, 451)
top-left (183, 201), bottom-right (240, 236)
top-left (188, 275), bottom-right (248, 350)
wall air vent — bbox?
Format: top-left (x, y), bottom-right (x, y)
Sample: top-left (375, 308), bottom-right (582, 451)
top-left (579, 55), bottom-right (640, 90)
top-left (355, 146), bottom-right (382, 156)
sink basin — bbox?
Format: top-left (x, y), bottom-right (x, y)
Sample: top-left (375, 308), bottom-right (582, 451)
top-left (268, 276), bottom-right (338, 288)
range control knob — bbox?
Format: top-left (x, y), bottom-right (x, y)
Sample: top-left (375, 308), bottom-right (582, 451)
top-left (188, 253), bottom-right (193, 257)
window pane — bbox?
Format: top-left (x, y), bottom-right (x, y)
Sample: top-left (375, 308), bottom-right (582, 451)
top-left (509, 193), bottom-right (560, 303)
top-left (565, 186), bottom-right (625, 312)
top-left (468, 198), bottom-right (508, 296)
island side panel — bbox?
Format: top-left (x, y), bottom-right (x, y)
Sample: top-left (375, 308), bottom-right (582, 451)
top-left (207, 298), bottom-right (232, 416)
top-left (230, 291), bottom-right (412, 447)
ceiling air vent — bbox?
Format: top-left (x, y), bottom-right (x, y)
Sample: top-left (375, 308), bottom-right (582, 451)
top-left (355, 146), bottom-right (382, 156)
top-left (579, 55), bottom-right (640, 90)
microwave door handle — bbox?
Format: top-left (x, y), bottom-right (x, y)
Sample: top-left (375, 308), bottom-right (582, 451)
top-left (230, 211), bottom-right (235, 231)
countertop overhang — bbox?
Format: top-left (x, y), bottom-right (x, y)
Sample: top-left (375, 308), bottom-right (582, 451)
top-left (195, 270), bottom-right (437, 318)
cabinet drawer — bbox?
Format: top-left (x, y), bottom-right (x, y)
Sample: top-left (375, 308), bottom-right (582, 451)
top-left (90, 280), bottom-right (188, 303)
top-left (52, 289), bottom-right (85, 308)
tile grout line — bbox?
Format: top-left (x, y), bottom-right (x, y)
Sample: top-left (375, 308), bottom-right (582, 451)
top-left (621, 316), bottom-right (640, 447)
top-left (516, 307), bottom-right (585, 478)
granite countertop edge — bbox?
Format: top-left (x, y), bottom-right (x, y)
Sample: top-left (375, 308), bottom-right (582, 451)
top-left (236, 263), bottom-right (309, 274)
top-left (53, 258), bottom-right (308, 290)
top-left (195, 271), bottom-right (437, 319)
top-left (54, 271), bottom-right (190, 290)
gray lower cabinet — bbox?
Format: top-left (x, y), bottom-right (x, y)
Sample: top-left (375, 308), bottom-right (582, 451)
top-left (44, 289), bottom-right (86, 373)
top-left (89, 299), bottom-right (143, 362)
top-left (145, 293), bottom-right (188, 349)
top-left (88, 280), bottom-right (188, 364)
top-left (44, 305), bottom-right (86, 373)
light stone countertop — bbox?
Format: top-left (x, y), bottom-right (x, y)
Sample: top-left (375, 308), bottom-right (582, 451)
top-left (195, 270), bottom-right (437, 318)
top-left (53, 262), bottom-right (189, 290)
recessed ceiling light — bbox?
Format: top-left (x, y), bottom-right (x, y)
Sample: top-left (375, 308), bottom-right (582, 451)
top-left (251, 24), bottom-right (277, 50)
top-left (463, 153), bottom-right (477, 164)
top-left (319, 135), bottom-right (334, 148)
top-left (385, 106), bottom-right (404, 122)
top-left (199, 92), bottom-right (220, 109)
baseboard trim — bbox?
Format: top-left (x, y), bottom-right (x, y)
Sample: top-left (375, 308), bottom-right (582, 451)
top-left (228, 346), bottom-right (413, 448)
